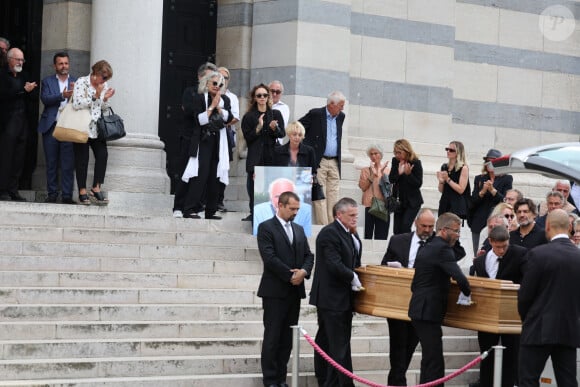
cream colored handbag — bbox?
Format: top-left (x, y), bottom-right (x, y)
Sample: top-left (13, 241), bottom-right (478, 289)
top-left (53, 95), bottom-right (91, 143)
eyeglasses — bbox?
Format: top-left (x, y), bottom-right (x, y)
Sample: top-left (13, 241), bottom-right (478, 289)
top-left (271, 89), bottom-right (282, 95)
top-left (9, 57), bottom-right (25, 63)
top-left (504, 214), bottom-right (515, 220)
top-left (211, 81), bottom-right (224, 88)
top-left (255, 93), bottom-right (269, 99)
top-left (444, 227), bottom-right (461, 235)
top-left (445, 147), bottom-right (456, 153)
top-left (223, 76), bottom-right (229, 80)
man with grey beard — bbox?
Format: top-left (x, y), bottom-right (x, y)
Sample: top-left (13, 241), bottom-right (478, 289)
top-left (0, 48), bottom-right (37, 201)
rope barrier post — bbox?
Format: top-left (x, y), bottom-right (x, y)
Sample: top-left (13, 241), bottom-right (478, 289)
top-left (291, 325), bottom-right (301, 387)
top-left (492, 345), bottom-right (505, 387)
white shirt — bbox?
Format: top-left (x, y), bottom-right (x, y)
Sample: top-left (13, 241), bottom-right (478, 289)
top-left (571, 182), bottom-right (580, 208)
top-left (273, 100), bottom-right (290, 145)
top-left (408, 232), bottom-right (424, 268)
top-left (56, 75), bottom-right (70, 121)
top-left (485, 250), bottom-right (500, 279)
top-left (276, 214), bottom-right (293, 242)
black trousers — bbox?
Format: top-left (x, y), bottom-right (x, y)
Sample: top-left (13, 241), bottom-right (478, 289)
top-left (519, 344), bottom-right (577, 387)
top-left (173, 136), bottom-right (192, 212)
top-left (0, 111), bottom-right (27, 193)
top-left (387, 318), bottom-right (419, 386)
top-left (478, 332), bottom-right (519, 387)
top-left (184, 134), bottom-right (219, 217)
top-left (314, 308), bottom-right (355, 387)
top-left (73, 138), bottom-right (108, 191)
top-left (364, 207), bottom-right (389, 240)
top-left (393, 206), bottom-right (419, 234)
top-left (261, 293), bottom-right (301, 386)
top-left (412, 320), bottom-right (444, 387)
top-left (246, 173), bottom-right (254, 215)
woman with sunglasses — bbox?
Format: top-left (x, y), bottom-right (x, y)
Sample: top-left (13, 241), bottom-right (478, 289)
top-left (241, 84), bottom-right (285, 222)
top-left (177, 71), bottom-right (232, 219)
top-left (388, 139), bottom-right (423, 234)
top-left (491, 202), bottom-right (518, 232)
top-left (437, 141), bottom-right (470, 226)
top-left (72, 60), bottom-right (115, 205)
top-left (469, 149), bottom-right (513, 253)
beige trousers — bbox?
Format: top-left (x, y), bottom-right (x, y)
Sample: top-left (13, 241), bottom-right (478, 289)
top-left (313, 157), bottom-right (340, 225)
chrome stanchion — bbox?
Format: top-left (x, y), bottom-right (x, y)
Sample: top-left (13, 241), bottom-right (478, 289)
top-left (291, 325), bottom-right (301, 387)
top-left (492, 345), bottom-right (505, 387)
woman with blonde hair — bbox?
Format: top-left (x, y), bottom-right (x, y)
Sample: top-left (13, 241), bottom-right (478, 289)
top-left (491, 202), bottom-right (518, 232)
top-left (273, 121), bottom-right (316, 174)
top-left (359, 144), bottom-right (390, 239)
top-left (388, 139), bottom-right (423, 234)
top-left (437, 140), bottom-right (470, 220)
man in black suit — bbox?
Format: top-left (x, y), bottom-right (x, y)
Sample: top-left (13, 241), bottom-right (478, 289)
top-left (472, 225), bottom-right (527, 387)
top-left (257, 191), bottom-right (314, 387)
top-left (299, 91), bottom-right (346, 225)
top-left (380, 208), bottom-right (435, 385)
top-left (408, 212), bottom-right (472, 387)
top-left (310, 197), bottom-right (362, 387)
top-left (518, 209), bottom-right (580, 387)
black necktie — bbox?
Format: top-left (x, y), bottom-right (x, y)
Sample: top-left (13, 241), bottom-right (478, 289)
top-left (418, 240), bottom-right (426, 250)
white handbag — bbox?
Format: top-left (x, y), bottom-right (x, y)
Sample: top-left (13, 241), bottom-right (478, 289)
top-left (53, 95), bottom-right (91, 143)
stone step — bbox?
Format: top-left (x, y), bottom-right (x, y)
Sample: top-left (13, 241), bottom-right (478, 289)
top-left (0, 352), bottom-right (480, 381)
top-left (0, 256), bottom-right (263, 274)
top-left (0, 271), bottom-right (263, 289)
top-left (0, 369), bottom-right (480, 386)
top-left (0, 335), bottom-right (478, 360)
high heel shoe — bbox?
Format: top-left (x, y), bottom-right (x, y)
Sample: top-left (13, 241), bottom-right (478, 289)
top-left (78, 194), bottom-right (91, 205)
top-left (89, 189), bottom-right (109, 205)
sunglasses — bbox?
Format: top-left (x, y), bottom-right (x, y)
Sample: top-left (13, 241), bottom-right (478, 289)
top-left (255, 93), bottom-right (269, 99)
top-left (211, 81), bottom-right (224, 87)
top-left (445, 147), bottom-right (457, 153)
top-left (223, 76), bottom-right (229, 80)
top-left (270, 90), bottom-right (282, 95)
top-left (504, 214), bottom-right (515, 220)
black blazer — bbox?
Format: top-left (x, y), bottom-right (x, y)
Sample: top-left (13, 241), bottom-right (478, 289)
top-left (470, 173), bottom-right (513, 233)
top-left (472, 244), bottom-right (527, 284)
top-left (273, 142), bottom-right (318, 176)
top-left (242, 108), bottom-right (285, 173)
top-left (309, 221), bottom-right (362, 312)
top-left (408, 236), bottom-right (471, 323)
top-left (257, 217), bottom-right (314, 299)
top-left (181, 90), bottom-right (232, 157)
top-left (518, 238), bottom-right (580, 347)
top-left (388, 157), bottom-right (423, 209)
top-left (299, 106), bottom-right (345, 176)
top-left (381, 231), bottom-right (467, 268)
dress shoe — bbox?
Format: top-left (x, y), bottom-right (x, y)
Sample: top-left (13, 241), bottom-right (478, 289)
top-left (205, 214), bottom-right (222, 220)
top-left (242, 214), bottom-right (253, 221)
top-left (183, 213), bottom-right (201, 219)
top-left (279, 383), bottom-right (289, 387)
top-left (217, 203), bottom-right (227, 212)
top-left (9, 192), bottom-right (27, 202)
top-left (468, 382), bottom-right (481, 387)
top-left (62, 197), bottom-right (76, 205)
top-left (45, 196), bottom-right (58, 203)
top-left (0, 193), bottom-right (11, 201)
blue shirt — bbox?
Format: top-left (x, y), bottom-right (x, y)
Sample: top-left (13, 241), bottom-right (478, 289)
top-left (323, 107), bottom-right (338, 157)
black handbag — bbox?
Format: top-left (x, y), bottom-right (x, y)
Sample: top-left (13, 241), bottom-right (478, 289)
top-left (311, 176), bottom-right (325, 201)
top-left (97, 107), bottom-right (126, 141)
top-left (207, 109), bottom-right (225, 133)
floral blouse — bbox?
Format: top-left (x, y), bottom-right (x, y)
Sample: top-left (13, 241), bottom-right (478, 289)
top-left (72, 75), bottom-right (110, 139)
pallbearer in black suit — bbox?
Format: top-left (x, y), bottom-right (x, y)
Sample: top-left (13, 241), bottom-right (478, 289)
top-left (518, 209), bottom-right (580, 387)
top-left (472, 225), bottom-right (527, 387)
top-left (257, 191), bottom-right (314, 387)
top-left (381, 208), bottom-right (435, 386)
top-left (310, 197), bottom-right (362, 387)
top-left (408, 212), bottom-right (472, 387)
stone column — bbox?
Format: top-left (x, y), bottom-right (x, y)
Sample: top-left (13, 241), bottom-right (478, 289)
top-left (90, 0), bottom-right (171, 212)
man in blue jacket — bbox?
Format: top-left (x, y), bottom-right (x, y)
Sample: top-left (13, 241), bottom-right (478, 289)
top-left (37, 52), bottom-right (76, 204)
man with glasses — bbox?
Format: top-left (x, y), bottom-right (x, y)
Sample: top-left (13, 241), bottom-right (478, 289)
top-left (472, 225), bottom-right (527, 387)
top-left (510, 198), bottom-right (548, 248)
top-left (503, 188), bottom-right (523, 207)
top-left (538, 180), bottom-right (578, 216)
top-left (0, 48), bottom-right (37, 201)
top-left (408, 212), bottom-right (472, 387)
top-left (269, 80), bottom-right (289, 145)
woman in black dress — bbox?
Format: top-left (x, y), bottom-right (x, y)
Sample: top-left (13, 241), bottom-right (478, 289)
top-left (437, 140), bottom-right (470, 223)
top-left (241, 84), bottom-right (285, 221)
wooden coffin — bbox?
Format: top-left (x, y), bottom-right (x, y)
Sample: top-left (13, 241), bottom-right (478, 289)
top-left (354, 265), bottom-right (522, 334)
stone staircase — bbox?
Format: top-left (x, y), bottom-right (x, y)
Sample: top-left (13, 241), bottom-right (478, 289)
top-left (0, 200), bottom-right (480, 386)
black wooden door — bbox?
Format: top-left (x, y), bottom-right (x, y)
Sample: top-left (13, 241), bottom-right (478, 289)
top-left (159, 0), bottom-right (217, 193)
top-left (0, 0), bottom-right (43, 190)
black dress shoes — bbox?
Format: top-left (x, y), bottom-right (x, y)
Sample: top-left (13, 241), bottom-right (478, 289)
top-left (242, 214), bottom-right (253, 222)
top-left (205, 215), bottom-right (222, 220)
top-left (45, 196), bottom-right (58, 203)
top-left (62, 197), bottom-right (76, 205)
top-left (9, 192), bottom-right (27, 202)
top-left (183, 213), bottom-right (201, 219)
